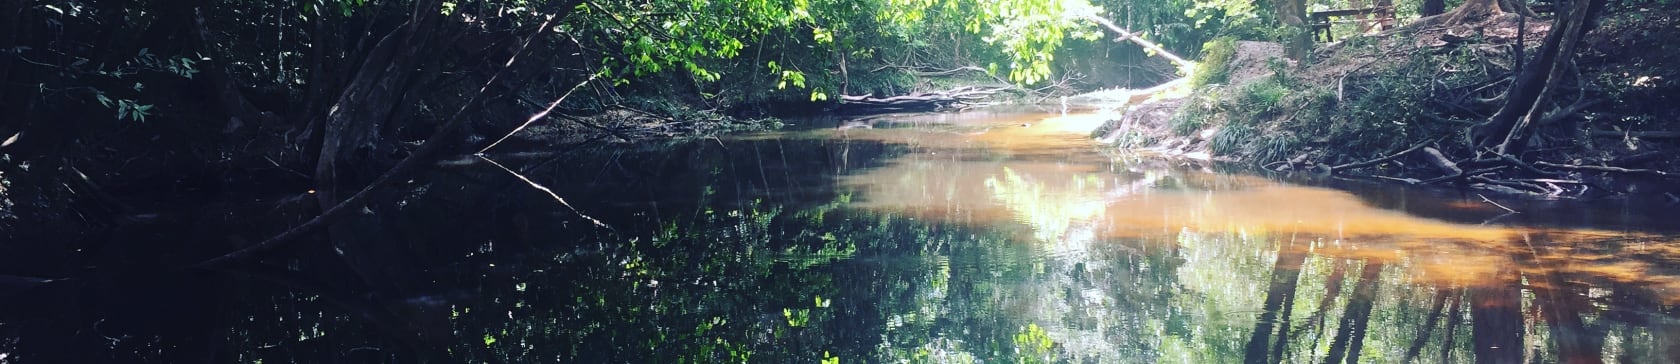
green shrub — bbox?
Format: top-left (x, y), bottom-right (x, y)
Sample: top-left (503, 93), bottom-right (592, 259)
top-left (1170, 87), bottom-right (1223, 136)
top-left (1209, 122), bottom-right (1252, 155)
top-left (1189, 37), bottom-right (1239, 89)
top-left (1230, 78), bottom-right (1291, 118)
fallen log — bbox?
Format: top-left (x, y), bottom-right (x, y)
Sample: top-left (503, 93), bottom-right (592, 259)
top-left (1421, 147), bottom-right (1462, 176)
top-left (837, 86), bottom-right (1009, 115)
top-left (1534, 161), bottom-right (1677, 177)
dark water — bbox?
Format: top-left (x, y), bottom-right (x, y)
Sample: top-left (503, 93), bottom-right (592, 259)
top-left (4, 109), bottom-right (1680, 363)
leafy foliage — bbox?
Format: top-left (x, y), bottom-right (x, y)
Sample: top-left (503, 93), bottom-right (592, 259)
top-left (1188, 36), bottom-right (1238, 88)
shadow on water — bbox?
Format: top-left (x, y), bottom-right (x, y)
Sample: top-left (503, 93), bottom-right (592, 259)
top-left (3, 109), bottom-right (1680, 363)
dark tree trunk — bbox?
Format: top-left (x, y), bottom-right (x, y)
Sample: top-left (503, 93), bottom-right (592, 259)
top-left (1324, 261), bottom-right (1385, 364)
top-left (192, 8), bottom-right (282, 131)
top-left (314, 0), bottom-right (448, 206)
top-left (1442, 285), bottom-right (1466, 363)
top-left (1404, 284), bottom-right (1460, 362)
top-left (1269, 274), bottom-right (1301, 362)
top-left (306, 0), bottom-right (454, 317)
top-left (1470, 0), bottom-right (1605, 154)
top-left (1245, 249), bottom-right (1309, 364)
top-left (1307, 260), bottom-right (1349, 340)
top-left (1471, 263), bottom-right (1524, 364)
top-left (289, 7), bottom-right (346, 163)
top-left (1422, 0), bottom-right (1447, 17)
top-left (1521, 236), bottom-right (1605, 364)
top-left (1273, 0), bottom-right (1314, 60)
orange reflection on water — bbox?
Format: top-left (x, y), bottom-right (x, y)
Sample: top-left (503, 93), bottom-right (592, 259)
top-left (832, 111), bottom-right (1680, 301)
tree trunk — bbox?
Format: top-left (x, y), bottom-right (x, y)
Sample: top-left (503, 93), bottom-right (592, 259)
top-left (315, 0), bottom-right (448, 207)
top-left (1471, 263), bottom-right (1524, 364)
top-left (1324, 261), bottom-right (1385, 364)
top-left (1404, 284), bottom-right (1460, 362)
top-left (1522, 236), bottom-right (1605, 364)
top-left (1472, 0), bottom-right (1604, 154)
top-left (309, 0), bottom-right (451, 304)
top-left (1273, 0), bottom-right (1314, 60)
top-left (193, 8), bottom-right (282, 131)
top-left (1442, 285), bottom-right (1466, 363)
top-left (1245, 249), bottom-right (1308, 364)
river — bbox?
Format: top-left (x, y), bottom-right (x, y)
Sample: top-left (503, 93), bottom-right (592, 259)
top-left (4, 109), bottom-right (1678, 363)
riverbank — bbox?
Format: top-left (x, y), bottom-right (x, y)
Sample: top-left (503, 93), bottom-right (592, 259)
top-left (1095, 9), bottom-right (1680, 200)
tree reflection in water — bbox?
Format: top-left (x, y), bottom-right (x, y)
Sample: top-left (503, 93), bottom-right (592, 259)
top-left (4, 111), bottom-right (1677, 363)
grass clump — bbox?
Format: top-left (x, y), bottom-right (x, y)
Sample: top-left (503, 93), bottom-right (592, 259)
top-left (1230, 77), bottom-right (1291, 119)
top-left (1209, 122), bottom-right (1252, 155)
top-left (1169, 86), bottom-right (1223, 136)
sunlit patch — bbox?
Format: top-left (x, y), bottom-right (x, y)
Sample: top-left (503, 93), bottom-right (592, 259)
top-left (1631, 75), bottom-right (1661, 87)
top-left (839, 110), bottom-right (1680, 303)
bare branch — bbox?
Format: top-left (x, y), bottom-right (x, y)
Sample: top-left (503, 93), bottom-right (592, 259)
top-left (1478, 193), bottom-right (1518, 213)
top-left (1332, 136), bottom-right (1444, 173)
top-left (476, 155), bottom-right (612, 229)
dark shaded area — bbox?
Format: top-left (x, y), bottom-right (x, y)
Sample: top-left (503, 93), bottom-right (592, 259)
top-left (4, 113), bottom-right (1680, 362)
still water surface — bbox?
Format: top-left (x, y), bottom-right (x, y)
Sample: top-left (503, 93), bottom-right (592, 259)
top-left (9, 109), bottom-right (1680, 363)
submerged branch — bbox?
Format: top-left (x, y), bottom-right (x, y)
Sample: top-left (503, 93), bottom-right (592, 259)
top-left (1331, 136), bottom-right (1445, 174)
top-left (475, 155), bottom-right (612, 229)
top-left (1478, 193), bottom-right (1519, 213)
top-left (1535, 161), bottom-right (1677, 177)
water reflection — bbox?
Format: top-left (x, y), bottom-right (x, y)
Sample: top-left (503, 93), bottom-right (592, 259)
top-left (5, 110), bottom-right (1678, 363)
top-left (817, 110), bottom-right (1680, 363)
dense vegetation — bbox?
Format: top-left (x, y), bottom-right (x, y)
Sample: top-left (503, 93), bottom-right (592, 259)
top-left (1105, 0), bottom-right (1680, 199)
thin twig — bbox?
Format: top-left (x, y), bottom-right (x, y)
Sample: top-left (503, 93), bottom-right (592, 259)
top-left (1478, 193), bottom-right (1518, 214)
top-left (479, 69), bottom-right (605, 154)
top-left (1331, 136), bottom-right (1444, 173)
top-left (475, 155), bottom-right (612, 230)
top-left (1535, 161), bottom-right (1676, 177)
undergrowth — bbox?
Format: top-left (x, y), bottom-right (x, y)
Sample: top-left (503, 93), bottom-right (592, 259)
top-left (1188, 37), bottom-right (1238, 89)
top-left (1174, 40), bottom-right (1491, 165)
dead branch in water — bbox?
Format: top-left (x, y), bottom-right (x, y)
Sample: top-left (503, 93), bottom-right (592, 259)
top-left (1535, 161), bottom-right (1677, 177)
top-left (475, 155), bottom-right (612, 229)
top-left (1331, 136), bottom-right (1445, 174)
top-left (1478, 193), bottom-right (1518, 213)
top-left (837, 86), bottom-right (1011, 114)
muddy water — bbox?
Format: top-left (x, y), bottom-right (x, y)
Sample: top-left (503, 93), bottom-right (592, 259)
top-left (4, 109), bottom-right (1678, 363)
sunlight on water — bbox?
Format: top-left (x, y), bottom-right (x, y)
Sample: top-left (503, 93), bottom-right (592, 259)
top-left (832, 110), bottom-right (1680, 301)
